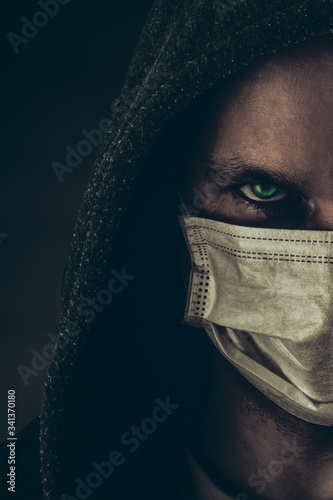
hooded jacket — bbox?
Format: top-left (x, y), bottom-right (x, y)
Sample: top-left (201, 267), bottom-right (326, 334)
top-left (2, 1), bottom-right (333, 499)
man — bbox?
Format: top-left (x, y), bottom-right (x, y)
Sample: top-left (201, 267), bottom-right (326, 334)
top-left (2, 1), bottom-right (333, 499)
top-left (177, 34), bottom-right (333, 499)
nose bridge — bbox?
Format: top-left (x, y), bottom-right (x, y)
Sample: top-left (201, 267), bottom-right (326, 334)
top-left (301, 199), bottom-right (333, 231)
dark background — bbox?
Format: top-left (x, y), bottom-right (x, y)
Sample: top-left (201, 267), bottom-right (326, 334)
top-left (1, 0), bottom-right (153, 441)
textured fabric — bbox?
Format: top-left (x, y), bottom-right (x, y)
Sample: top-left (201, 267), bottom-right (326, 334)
top-left (179, 215), bottom-right (333, 425)
top-left (26, 1), bottom-right (333, 499)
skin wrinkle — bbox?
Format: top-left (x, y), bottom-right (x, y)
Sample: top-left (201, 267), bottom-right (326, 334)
top-left (181, 44), bottom-right (333, 227)
top-left (205, 159), bottom-right (305, 193)
top-left (178, 36), bottom-right (333, 500)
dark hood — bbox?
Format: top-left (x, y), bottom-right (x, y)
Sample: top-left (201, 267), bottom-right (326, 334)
top-left (39, 1), bottom-right (333, 498)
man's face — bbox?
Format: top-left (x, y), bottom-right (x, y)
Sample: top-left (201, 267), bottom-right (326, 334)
top-left (180, 39), bottom-right (333, 230)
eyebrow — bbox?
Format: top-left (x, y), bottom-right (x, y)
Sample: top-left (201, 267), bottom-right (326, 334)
top-left (205, 157), bottom-right (304, 192)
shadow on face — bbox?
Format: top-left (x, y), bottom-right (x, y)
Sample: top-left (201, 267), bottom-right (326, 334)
top-left (179, 34), bottom-right (333, 230)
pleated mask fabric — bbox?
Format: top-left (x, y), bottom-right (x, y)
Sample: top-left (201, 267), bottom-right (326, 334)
top-left (179, 215), bottom-right (333, 426)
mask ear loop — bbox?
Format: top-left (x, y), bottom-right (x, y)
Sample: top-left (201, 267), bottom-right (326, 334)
top-left (176, 188), bottom-right (192, 216)
top-left (176, 189), bottom-right (192, 293)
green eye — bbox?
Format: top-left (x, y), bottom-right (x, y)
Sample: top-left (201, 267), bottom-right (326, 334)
top-left (252, 184), bottom-right (279, 199)
top-left (239, 183), bottom-right (287, 202)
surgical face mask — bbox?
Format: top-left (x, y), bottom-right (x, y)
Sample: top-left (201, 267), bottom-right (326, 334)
top-left (178, 214), bottom-right (333, 426)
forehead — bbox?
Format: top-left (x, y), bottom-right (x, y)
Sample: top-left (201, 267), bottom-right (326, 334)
top-left (207, 39), bottom-right (333, 194)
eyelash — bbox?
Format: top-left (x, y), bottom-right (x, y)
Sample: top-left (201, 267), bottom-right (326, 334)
top-left (229, 186), bottom-right (287, 215)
